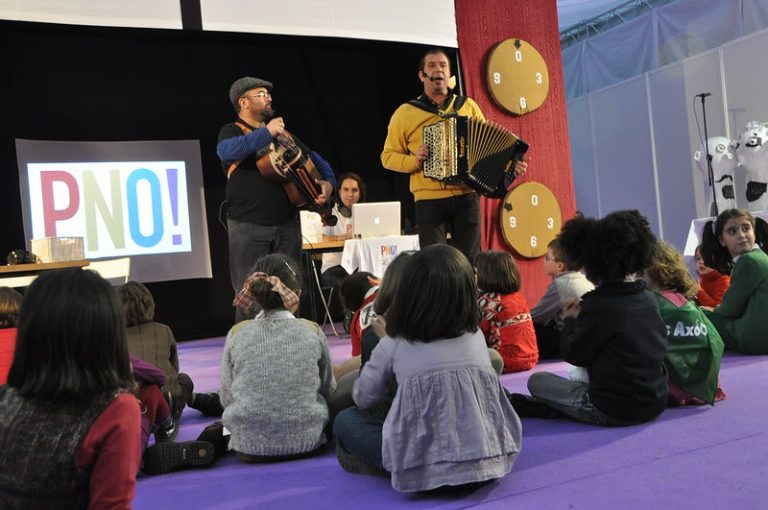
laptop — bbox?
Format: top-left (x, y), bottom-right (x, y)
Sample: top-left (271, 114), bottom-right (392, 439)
top-left (352, 202), bottom-right (401, 238)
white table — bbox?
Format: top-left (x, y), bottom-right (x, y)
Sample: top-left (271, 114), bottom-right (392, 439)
top-left (0, 260), bottom-right (90, 288)
top-left (341, 235), bottom-right (420, 277)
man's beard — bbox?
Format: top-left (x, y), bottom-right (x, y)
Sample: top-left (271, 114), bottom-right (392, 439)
top-left (258, 106), bottom-right (275, 123)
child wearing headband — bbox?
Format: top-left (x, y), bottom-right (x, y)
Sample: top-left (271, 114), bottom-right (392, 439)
top-left (223, 253), bottom-right (337, 462)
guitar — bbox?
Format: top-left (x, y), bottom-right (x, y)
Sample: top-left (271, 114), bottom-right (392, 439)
top-left (255, 133), bottom-right (337, 226)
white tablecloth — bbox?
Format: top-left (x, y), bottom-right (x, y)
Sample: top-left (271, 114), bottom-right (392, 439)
top-left (341, 235), bottom-right (420, 277)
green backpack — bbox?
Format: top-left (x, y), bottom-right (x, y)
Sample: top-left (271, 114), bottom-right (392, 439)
top-left (656, 294), bottom-right (724, 404)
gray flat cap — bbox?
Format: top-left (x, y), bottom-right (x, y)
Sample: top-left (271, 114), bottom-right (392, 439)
top-left (229, 76), bottom-right (273, 107)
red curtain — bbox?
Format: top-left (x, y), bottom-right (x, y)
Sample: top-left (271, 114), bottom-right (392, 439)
top-left (455, 0), bottom-right (577, 304)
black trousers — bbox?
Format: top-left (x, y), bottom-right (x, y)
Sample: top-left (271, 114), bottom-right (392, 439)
top-left (414, 193), bottom-right (480, 263)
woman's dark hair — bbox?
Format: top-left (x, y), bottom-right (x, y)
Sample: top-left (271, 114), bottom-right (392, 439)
top-left (117, 280), bottom-right (155, 327)
top-left (7, 268), bottom-right (133, 402)
top-left (558, 209), bottom-right (656, 284)
top-left (699, 208), bottom-right (765, 275)
top-left (249, 253), bottom-right (301, 311)
top-left (474, 250), bottom-right (521, 294)
top-left (339, 271), bottom-right (376, 312)
top-left (0, 286), bottom-right (23, 328)
top-left (337, 172), bottom-right (367, 202)
top-left (385, 244), bottom-right (478, 342)
top-left (373, 252), bottom-right (415, 315)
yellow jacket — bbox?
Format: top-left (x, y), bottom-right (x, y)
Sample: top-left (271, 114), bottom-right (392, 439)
top-left (381, 95), bottom-right (486, 201)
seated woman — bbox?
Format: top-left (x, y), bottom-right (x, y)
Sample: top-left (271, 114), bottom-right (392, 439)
top-left (321, 173), bottom-right (365, 320)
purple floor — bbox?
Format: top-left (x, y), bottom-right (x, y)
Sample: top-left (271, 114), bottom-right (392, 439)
top-left (135, 326), bottom-right (768, 509)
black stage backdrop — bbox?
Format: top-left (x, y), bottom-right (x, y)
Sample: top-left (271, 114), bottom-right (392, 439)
top-left (0, 19), bottom-right (453, 339)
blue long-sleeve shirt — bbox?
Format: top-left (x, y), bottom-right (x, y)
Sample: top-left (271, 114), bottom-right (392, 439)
top-left (217, 127), bottom-right (336, 185)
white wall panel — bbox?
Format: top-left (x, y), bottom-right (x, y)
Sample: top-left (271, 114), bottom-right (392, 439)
top-left (649, 52), bottom-right (721, 246)
top-left (590, 77), bottom-right (661, 235)
top-left (0, 0), bottom-right (182, 29)
top-left (567, 97), bottom-right (600, 218)
top-left (200, 0), bottom-right (458, 46)
top-left (0, 0), bottom-right (457, 46)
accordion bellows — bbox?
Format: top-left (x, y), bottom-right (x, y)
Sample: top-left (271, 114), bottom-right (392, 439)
top-left (423, 116), bottom-right (528, 198)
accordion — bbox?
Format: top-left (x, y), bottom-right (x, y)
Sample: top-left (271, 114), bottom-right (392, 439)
top-left (423, 116), bottom-right (529, 198)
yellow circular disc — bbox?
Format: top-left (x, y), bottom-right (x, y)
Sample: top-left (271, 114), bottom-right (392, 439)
top-left (499, 182), bottom-right (562, 258)
top-left (486, 38), bottom-right (550, 115)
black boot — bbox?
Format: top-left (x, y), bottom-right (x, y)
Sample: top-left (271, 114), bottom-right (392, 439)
top-left (153, 415), bottom-right (178, 442)
top-left (508, 393), bottom-right (561, 419)
top-left (172, 373), bottom-right (194, 421)
top-left (196, 421), bottom-right (230, 459)
top-left (142, 441), bottom-right (215, 475)
top-left (189, 392), bottom-right (224, 417)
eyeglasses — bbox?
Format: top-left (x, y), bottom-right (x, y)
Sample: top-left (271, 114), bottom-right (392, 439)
top-left (544, 255), bottom-right (559, 262)
top-left (243, 91), bottom-right (271, 100)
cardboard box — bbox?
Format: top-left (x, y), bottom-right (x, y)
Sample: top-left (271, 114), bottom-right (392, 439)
top-left (31, 237), bottom-right (85, 263)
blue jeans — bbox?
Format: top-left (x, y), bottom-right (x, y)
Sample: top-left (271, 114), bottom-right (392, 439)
top-left (332, 407), bottom-right (385, 469)
top-left (414, 193), bottom-right (480, 263)
top-left (227, 217), bottom-right (301, 322)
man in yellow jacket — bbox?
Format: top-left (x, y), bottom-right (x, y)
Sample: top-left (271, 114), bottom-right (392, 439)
top-left (381, 48), bottom-right (527, 262)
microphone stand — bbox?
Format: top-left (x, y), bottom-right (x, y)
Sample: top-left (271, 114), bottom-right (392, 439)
top-left (700, 94), bottom-right (719, 217)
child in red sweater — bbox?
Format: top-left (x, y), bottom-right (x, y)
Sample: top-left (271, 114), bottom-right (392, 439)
top-left (0, 287), bottom-right (22, 385)
top-left (476, 251), bottom-right (538, 373)
top-left (694, 245), bottom-right (730, 307)
top-left (339, 272), bottom-right (379, 358)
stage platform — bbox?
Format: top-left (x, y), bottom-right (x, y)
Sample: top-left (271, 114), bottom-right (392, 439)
top-left (134, 326), bottom-right (768, 509)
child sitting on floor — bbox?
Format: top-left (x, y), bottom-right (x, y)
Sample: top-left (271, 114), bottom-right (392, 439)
top-left (118, 281), bottom-right (194, 422)
top-left (339, 271), bottom-right (379, 358)
top-left (334, 244), bottom-right (522, 492)
top-left (0, 269), bottom-right (142, 508)
top-left (0, 286), bottom-right (22, 384)
top-left (222, 253), bottom-right (337, 462)
top-left (695, 245), bottom-right (731, 308)
top-left (513, 210), bottom-right (668, 426)
top-left (475, 250), bottom-right (538, 373)
top-left (694, 244), bottom-right (730, 307)
top-left (644, 241), bottom-right (725, 405)
top-left (700, 209), bottom-right (768, 354)
top-left (530, 238), bottom-right (594, 359)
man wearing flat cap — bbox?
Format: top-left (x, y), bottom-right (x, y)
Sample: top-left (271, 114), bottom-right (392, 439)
top-left (217, 76), bottom-right (336, 322)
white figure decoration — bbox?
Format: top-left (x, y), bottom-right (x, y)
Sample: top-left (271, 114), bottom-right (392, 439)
top-left (735, 121), bottom-right (768, 212)
top-left (693, 136), bottom-right (737, 215)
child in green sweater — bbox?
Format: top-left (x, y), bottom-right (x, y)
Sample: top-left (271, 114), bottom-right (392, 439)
top-left (700, 209), bottom-right (768, 354)
top-left (644, 241), bottom-right (725, 405)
